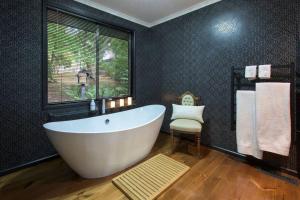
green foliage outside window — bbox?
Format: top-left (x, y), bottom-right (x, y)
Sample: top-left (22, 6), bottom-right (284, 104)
top-left (47, 21), bottom-right (130, 103)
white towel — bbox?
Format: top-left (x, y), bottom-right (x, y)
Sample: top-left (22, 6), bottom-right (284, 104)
top-left (236, 91), bottom-right (263, 159)
top-left (258, 64), bottom-right (271, 79)
top-left (256, 83), bottom-right (291, 156)
top-left (245, 65), bottom-right (257, 80)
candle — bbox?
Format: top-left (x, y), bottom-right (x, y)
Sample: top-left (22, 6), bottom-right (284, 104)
top-left (110, 100), bottom-right (115, 108)
top-left (119, 99), bottom-right (124, 107)
top-left (127, 97), bottom-right (132, 106)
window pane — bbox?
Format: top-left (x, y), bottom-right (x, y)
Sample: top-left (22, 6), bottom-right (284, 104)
top-left (47, 9), bottom-right (131, 104)
top-left (47, 10), bottom-right (97, 103)
top-left (99, 36), bottom-right (129, 98)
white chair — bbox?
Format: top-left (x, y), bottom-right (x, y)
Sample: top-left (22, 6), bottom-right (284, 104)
top-left (170, 91), bottom-right (203, 157)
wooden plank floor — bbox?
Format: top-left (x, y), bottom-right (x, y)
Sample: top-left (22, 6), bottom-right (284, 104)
top-left (0, 133), bottom-right (299, 200)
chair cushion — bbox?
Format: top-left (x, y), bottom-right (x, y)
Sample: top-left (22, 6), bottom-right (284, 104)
top-left (170, 119), bottom-right (202, 133)
top-left (171, 104), bottom-right (205, 123)
top-left (181, 94), bottom-right (195, 106)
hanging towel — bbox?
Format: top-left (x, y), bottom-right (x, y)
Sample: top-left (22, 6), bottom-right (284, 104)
top-left (236, 91), bottom-right (263, 159)
top-left (256, 83), bottom-right (291, 156)
top-left (245, 65), bottom-right (257, 80)
top-left (258, 64), bottom-right (271, 79)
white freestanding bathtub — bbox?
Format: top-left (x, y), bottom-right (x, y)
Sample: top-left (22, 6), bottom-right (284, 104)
top-left (43, 105), bottom-right (165, 178)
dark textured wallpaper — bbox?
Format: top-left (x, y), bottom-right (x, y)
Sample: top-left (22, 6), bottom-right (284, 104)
top-left (0, 0), bottom-right (161, 172)
top-left (153, 0), bottom-right (299, 171)
top-left (0, 0), bottom-right (51, 171)
top-left (0, 0), bottom-right (299, 174)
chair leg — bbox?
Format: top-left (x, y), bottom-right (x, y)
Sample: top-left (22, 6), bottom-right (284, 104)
top-left (195, 134), bottom-right (201, 158)
top-left (170, 129), bottom-right (175, 154)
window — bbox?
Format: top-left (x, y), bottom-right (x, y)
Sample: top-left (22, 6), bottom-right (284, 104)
top-left (46, 8), bottom-right (132, 104)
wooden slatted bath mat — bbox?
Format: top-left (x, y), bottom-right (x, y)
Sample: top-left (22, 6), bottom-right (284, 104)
top-left (112, 154), bottom-right (190, 200)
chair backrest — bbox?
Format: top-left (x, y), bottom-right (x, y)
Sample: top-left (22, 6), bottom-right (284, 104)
top-left (178, 91), bottom-right (199, 106)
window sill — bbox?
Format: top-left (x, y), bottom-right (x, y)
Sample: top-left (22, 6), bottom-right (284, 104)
top-left (45, 104), bottom-right (136, 122)
top-left (44, 96), bottom-right (134, 110)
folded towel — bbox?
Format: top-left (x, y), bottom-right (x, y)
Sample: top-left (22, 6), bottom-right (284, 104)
top-left (236, 91), bottom-right (263, 159)
top-left (245, 65), bottom-right (257, 80)
top-left (256, 83), bottom-right (291, 156)
top-left (258, 64), bottom-right (271, 79)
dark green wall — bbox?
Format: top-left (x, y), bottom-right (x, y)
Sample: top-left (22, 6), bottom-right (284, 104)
top-left (153, 0), bottom-right (299, 172)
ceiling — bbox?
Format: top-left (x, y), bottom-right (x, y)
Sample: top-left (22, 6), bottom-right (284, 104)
top-left (75, 0), bottom-right (222, 27)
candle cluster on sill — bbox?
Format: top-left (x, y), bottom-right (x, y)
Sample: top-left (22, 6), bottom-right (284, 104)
top-left (109, 97), bottom-right (133, 109)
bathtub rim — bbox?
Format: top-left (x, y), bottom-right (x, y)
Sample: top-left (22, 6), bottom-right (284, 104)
top-left (43, 104), bottom-right (166, 134)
